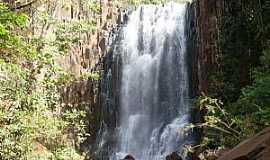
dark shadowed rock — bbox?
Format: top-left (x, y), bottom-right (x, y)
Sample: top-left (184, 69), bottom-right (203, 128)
top-left (122, 154), bottom-right (135, 160)
top-left (165, 152), bottom-right (183, 160)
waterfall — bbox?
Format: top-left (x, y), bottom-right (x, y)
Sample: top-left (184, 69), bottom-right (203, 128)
top-left (107, 2), bottom-right (191, 160)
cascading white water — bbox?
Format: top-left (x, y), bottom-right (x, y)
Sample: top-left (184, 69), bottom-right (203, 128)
top-left (111, 2), bottom-right (190, 160)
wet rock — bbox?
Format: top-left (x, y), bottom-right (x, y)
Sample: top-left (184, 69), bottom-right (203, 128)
top-left (122, 154), bottom-right (135, 160)
top-left (188, 0), bottom-right (224, 94)
top-left (99, 37), bottom-right (106, 53)
top-left (165, 152), bottom-right (183, 160)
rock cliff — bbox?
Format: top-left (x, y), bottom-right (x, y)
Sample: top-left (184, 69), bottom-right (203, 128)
top-left (189, 0), bottom-right (224, 95)
top-left (57, 0), bottom-right (122, 126)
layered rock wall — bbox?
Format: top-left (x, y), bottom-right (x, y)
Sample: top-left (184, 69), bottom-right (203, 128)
top-left (190, 0), bottom-right (224, 95)
top-left (55, 0), bottom-right (122, 109)
top-left (57, 0), bottom-right (120, 77)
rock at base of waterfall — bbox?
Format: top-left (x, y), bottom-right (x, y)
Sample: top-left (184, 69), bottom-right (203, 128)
top-left (122, 155), bottom-right (135, 160)
top-left (165, 152), bottom-right (183, 160)
top-left (218, 127), bottom-right (270, 160)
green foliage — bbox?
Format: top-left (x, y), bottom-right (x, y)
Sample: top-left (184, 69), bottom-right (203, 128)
top-left (227, 45), bottom-right (270, 138)
top-left (88, 1), bottom-right (101, 14)
top-left (197, 42), bottom-right (270, 151)
top-left (210, 0), bottom-right (270, 103)
top-left (57, 71), bottom-right (77, 85)
top-left (188, 96), bottom-right (240, 148)
top-left (0, 2), bottom-right (89, 159)
top-left (0, 3), bottom-right (34, 62)
top-left (55, 20), bottom-right (96, 53)
top-left (194, 64), bottom-right (270, 148)
top-left (0, 3), bottom-right (28, 29)
top-left (79, 72), bottom-right (100, 81)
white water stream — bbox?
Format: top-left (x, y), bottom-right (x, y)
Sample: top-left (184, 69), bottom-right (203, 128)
top-left (111, 2), bottom-right (190, 160)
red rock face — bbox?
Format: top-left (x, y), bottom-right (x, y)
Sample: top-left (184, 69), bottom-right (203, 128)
top-left (57, 0), bottom-right (123, 106)
top-left (191, 0), bottom-right (224, 94)
top-left (57, 0), bottom-right (120, 77)
top-left (218, 127), bottom-right (270, 160)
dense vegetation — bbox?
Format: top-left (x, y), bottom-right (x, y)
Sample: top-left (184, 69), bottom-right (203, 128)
top-left (192, 0), bottom-right (270, 153)
top-left (0, 1), bottom-right (96, 159)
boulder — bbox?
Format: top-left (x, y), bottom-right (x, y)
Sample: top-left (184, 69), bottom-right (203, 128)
top-left (165, 152), bottom-right (183, 160)
top-left (218, 127), bottom-right (270, 160)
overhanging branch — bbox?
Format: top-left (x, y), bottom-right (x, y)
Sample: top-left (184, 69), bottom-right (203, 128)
top-left (11, 0), bottom-right (38, 10)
